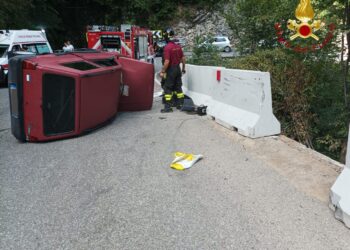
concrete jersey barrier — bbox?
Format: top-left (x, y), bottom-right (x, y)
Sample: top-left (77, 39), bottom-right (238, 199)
top-left (182, 64), bottom-right (281, 138)
top-left (182, 65), bottom-right (224, 106)
top-left (330, 128), bottom-right (350, 228)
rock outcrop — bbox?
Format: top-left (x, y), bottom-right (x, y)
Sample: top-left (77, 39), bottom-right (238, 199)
top-left (173, 8), bottom-right (234, 48)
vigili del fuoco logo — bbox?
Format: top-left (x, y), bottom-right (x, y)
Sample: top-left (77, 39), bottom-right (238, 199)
top-left (275, 0), bottom-right (336, 53)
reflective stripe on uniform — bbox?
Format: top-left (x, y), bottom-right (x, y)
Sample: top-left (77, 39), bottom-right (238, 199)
top-left (177, 92), bottom-right (184, 99)
top-left (165, 94), bottom-right (172, 101)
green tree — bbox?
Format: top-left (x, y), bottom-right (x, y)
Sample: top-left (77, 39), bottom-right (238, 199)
top-left (225, 0), bottom-right (295, 53)
top-left (0, 0), bottom-right (33, 28)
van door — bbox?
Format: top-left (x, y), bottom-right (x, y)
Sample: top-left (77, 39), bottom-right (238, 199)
top-left (118, 57), bottom-right (154, 111)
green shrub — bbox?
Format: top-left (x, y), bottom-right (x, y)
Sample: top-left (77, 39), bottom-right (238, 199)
top-left (188, 35), bottom-right (222, 66)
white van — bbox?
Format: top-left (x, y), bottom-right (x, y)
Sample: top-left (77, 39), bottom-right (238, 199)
top-left (0, 29), bottom-right (53, 87)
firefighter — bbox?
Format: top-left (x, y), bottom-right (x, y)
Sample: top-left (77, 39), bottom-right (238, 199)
top-left (160, 28), bottom-right (186, 113)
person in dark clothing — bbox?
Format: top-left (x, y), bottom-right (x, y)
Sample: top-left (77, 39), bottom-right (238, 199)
top-left (160, 28), bottom-right (186, 113)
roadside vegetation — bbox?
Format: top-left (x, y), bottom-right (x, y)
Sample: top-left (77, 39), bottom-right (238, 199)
top-left (190, 0), bottom-right (350, 162)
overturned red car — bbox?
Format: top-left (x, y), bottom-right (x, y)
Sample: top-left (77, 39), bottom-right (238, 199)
top-left (8, 50), bottom-right (154, 142)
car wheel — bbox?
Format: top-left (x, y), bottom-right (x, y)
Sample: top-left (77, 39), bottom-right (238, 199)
top-left (224, 46), bottom-right (231, 53)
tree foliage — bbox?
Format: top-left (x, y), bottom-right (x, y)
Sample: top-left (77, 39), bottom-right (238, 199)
top-left (226, 0), bottom-right (295, 53)
top-left (0, 0), bottom-right (224, 49)
top-left (0, 0), bottom-right (33, 28)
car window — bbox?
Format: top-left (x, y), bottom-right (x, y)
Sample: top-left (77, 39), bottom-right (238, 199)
top-left (93, 58), bottom-right (118, 67)
top-left (216, 37), bottom-right (226, 42)
top-left (11, 45), bottom-right (21, 52)
top-left (157, 41), bottom-right (167, 47)
top-left (0, 44), bottom-right (9, 57)
top-left (23, 44), bottom-right (38, 53)
top-left (36, 44), bottom-right (51, 54)
top-left (23, 43), bottom-right (51, 54)
top-left (101, 36), bottom-right (121, 50)
top-left (62, 61), bottom-right (98, 71)
top-left (137, 36), bottom-right (148, 59)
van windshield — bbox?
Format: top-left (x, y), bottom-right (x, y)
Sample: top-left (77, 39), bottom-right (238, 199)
top-left (23, 43), bottom-right (51, 54)
top-left (0, 44), bottom-right (9, 58)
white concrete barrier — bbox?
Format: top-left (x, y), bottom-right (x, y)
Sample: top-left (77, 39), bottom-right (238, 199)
top-left (182, 64), bottom-right (281, 138)
top-left (182, 65), bottom-right (224, 107)
top-left (330, 129), bottom-right (350, 228)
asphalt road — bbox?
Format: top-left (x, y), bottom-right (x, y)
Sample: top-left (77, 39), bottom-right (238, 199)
top-left (1, 86), bottom-right (350, 249)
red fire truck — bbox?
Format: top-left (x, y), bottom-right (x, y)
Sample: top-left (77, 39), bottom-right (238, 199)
top-left (86, 24), bottom-right (153, 61)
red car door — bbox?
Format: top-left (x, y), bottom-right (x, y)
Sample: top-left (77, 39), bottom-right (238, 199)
top-left (118, 57), bottom-right (154, 111)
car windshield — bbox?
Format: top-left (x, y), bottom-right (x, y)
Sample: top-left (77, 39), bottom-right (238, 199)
top-left (157, 41), bottom-right (167, 47)
top-left (215, 37), bottom-right (226, 42)
top-left (23, 43), bottom-right (51, 54)
top-left (36, 44), bottom-right (51, 54)
top-left (0, 44), bottom-right (9, 58)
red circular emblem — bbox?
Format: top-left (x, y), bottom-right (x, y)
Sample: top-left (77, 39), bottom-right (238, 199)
top-left (299, 25), bottom-right (311, 37)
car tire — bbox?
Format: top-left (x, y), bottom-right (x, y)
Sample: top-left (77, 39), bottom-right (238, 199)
top-left (224, 46), bottom-right (231, 53)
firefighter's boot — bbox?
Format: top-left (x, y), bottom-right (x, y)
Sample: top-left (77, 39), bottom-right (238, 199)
top-left (175, 98), bottom-right (184, 110)
top-left (161, 103), bottom-right (173, 113)
top-left (161, 93), bottom-right (173, 113)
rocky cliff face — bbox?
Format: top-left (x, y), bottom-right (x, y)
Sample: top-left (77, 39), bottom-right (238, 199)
top-left (172, 8), bottom-right (234, 48)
